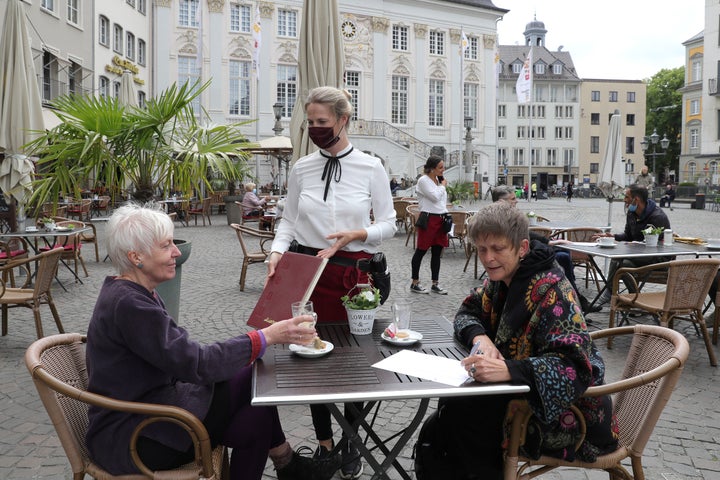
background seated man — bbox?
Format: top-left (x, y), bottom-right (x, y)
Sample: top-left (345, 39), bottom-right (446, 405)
top-left (659, 183), bottom-right (676, 210)
top-left (592, 184), bottom-right (671, 305)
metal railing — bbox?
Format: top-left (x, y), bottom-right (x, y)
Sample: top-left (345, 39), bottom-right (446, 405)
top-left (348, 120), bottom-right (435, 160)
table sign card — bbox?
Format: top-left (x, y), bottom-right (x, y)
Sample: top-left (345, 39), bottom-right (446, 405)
top-left (246, 252), bottom-right (328, 329)
top-left (372, 349), bottom-right (470, 387)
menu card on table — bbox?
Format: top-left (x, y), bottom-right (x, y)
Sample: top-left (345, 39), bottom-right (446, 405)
top-left (246, 252), bottom-right (327, 329)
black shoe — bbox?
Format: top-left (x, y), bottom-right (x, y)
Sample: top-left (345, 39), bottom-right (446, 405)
top-left (311, 444), bottom-right (341, 480)
top-left (339, 441), bottom-right (363, 479)
top-left (410, 283), bottom-right (429, 294)
top-left (277, 446), bottom-right (339, 480)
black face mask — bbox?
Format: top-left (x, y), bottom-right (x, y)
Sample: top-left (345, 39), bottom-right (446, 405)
top-left (308, 124), bottom-right (342, 149)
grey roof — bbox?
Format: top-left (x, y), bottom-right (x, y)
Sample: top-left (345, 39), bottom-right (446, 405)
top-left (498, 45), bottom-right (581, 81)
top-left (440, 0), bottom-right (509, 13)
top-left (682, 30), bottom-right (704, 45)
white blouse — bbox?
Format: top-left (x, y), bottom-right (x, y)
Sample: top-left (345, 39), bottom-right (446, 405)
top-left (271, 144), bottom-right (397, 254)
top-left (416, 175), bottom-right (448, 214)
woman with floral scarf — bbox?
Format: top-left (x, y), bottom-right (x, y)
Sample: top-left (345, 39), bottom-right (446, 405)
top-left (423, 202), bottom-right (618, 479)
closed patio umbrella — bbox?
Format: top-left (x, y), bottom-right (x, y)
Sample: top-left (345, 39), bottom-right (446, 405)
top-left (118, 70), bottom-right (138, 107)
top-left (597, 109), bottom-right (624, 227)
top-left (0, 0), bottom-right (44, 227)
top-left (289, 0), bottom-right (345, 161)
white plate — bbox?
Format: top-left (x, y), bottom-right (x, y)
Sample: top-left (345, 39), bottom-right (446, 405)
top-left (381, 330), bottom-right (423, 346)
top-left (596, 242), bottom-right (617, 248)
top-left (707, 245), bottom-right (720, 250)
top-left (289, 340), bottom-right (334, 358)
top-left (55, 227), bottom-right (74, 232)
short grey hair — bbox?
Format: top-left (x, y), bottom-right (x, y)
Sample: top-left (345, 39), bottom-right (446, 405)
top-left (467, 201), bottom-right (528, 250)
top-left (491, 185), bottom-right (516, 203)
top-left (305, 86), bottom-right (353, 122)
top-left (106, 203), bottom-right (174, 274)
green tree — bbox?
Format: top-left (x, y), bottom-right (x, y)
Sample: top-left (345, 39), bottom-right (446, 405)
top-left (26, 81), bottom-right (252, 208)
top-left (645, 67), bottom-right (684, 182)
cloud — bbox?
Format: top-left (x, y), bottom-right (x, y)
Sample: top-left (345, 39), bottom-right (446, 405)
top-left (496, 0), bottom-right (703, 79)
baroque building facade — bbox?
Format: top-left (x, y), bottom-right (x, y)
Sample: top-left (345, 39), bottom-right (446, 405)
top-left (678, 0), bottom-right (719, 189)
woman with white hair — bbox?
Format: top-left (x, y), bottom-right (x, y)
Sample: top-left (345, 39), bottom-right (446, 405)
top-left (85, 203), bottom-right (324, 480)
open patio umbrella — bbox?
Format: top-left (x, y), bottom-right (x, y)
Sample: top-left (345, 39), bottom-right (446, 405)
top-left (597, 109), bottom-right (624, 226)
top-left (289, 0), bottom-right (345, 161)
top-left (118, 70), bottom-right (138, 107)
top-left (0, 0), bottom-right (44, 227)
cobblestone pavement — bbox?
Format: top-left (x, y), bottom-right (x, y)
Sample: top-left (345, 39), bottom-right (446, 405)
top-left (1, 197), bottom-right (719, 479)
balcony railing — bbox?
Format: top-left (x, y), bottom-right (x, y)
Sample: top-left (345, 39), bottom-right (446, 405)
top-left (348, 120), bottom-right (435, 160)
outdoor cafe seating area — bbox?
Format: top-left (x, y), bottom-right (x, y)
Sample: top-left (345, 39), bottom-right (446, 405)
top-left (2, 196), bottom-right (720, 480)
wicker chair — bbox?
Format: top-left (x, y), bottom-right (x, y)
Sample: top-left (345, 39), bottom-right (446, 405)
top-left (230, 223), bottom-right (275, 291)
top-left (188, 197), bottom-right (213, 226)
top-left (504, 324), bottom-right (689, 480)
top-left (607, 258), bottom-right (720, 366)
top-left (0, 237), bottom-right (30, 286)
top-left (448, 211), bottom-right (471, 253)
top-left (405, 204), bottom-right (421, 248)
top-left (0, 248), bottom-right (64, 339)
top-left (39, 221), bottom-right (88, 281)
top-left (560, 227), bottom-right (605, 289)
top-left (392, 199), bottom-right (411, 233)
top-left (66, 199), bottom-right (92, 221)
top-left (25, 333), bottom-right (229, 480)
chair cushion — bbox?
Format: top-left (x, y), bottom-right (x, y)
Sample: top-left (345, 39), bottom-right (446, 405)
top-left (0, 249), bottom-right (27, 259)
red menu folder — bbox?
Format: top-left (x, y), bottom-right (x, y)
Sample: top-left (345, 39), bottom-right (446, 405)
top-left (246, 252), bottom-right (328, 329)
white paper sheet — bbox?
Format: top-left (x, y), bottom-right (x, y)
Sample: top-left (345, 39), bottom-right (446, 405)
top-left (372, 349), bottom-right (470, 387)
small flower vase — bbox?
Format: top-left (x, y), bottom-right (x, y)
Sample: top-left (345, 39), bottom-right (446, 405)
top-left (528, 216), bottom-right (537, 226)
top-left (44, 222), bottom-right (56, 232)
top-left (346, 307), bottom-right (377, 335)
top-left (644, 234), bottom-right (659, 247)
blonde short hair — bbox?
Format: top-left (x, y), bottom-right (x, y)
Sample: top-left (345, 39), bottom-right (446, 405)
top-left (244, 182), bottom-right (256, 192)
top-left (305, 86), bottom-right (353, 122)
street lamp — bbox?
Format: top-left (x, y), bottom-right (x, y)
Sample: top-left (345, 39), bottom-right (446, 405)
top-left (640, 128), bottom-right (669, 188)
top-left (464, 116), bottom-right (473, 182)
top-left (272, 102), bottom-right (284, 136)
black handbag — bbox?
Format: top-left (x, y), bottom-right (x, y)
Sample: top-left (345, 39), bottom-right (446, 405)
top-left (358, 252), bottom-right (391, 305)
top-left (415, 211), bottom-right (429, 229)
top-left (441, 213), bottom-right (453, 233)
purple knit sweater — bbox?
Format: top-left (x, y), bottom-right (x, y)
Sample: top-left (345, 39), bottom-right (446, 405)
top-left (85, 277), bottom-right (261, 474)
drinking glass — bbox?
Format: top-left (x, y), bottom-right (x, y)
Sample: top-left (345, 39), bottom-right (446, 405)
top-left (392, 301), bottom-right (412, 332)
top-left (292, 301), bottom-right (317, 344)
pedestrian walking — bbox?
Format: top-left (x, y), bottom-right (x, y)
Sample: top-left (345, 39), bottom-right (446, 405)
top-left (566, 183), bottom-right (573, 202)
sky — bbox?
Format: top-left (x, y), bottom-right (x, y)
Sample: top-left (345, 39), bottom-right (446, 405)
top-left (495, 0), bottom-right (705, 80)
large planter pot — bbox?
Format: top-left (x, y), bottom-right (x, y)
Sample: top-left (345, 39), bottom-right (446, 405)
top-left (224, 195), bottom-right (245, 225)
top-left (346, 307), bottom-right (377, 335)
top-left (156, 239), bottom-right (192, 321)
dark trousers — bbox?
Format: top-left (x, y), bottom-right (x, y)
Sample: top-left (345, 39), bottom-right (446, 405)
top-left (310, 402), bottom-right (363, 445)
top-left (412, 245), bottom-right (443, 282)
top-left (137, 367), bottom-right (286, 480)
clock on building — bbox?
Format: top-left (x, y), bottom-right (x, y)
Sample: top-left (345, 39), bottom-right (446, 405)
top-left (341, 20), bottom-right (357, 40)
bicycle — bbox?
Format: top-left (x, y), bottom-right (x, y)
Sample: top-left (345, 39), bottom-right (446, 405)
top-left (483, 184), bottom-right (495, 201)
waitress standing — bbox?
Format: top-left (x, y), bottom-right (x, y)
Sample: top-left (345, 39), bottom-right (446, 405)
top-left (410, 155), bottom-right (449, 294)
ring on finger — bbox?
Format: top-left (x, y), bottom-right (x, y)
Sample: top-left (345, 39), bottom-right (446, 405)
top-left (470, 366), bottom-right (476, 376)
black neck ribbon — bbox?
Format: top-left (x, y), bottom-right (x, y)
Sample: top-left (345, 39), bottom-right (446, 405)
top-left (320, 147), bottom-right (353, 201)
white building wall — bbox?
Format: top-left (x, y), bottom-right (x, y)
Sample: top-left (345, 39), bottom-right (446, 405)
top-left (150, 0), bottom-right (504, 187)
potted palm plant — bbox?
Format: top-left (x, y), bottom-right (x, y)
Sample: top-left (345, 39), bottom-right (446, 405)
top-left (25, 81), bottom-right (253, 319)
top-left (25, 80), bottom-right (252, 206)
